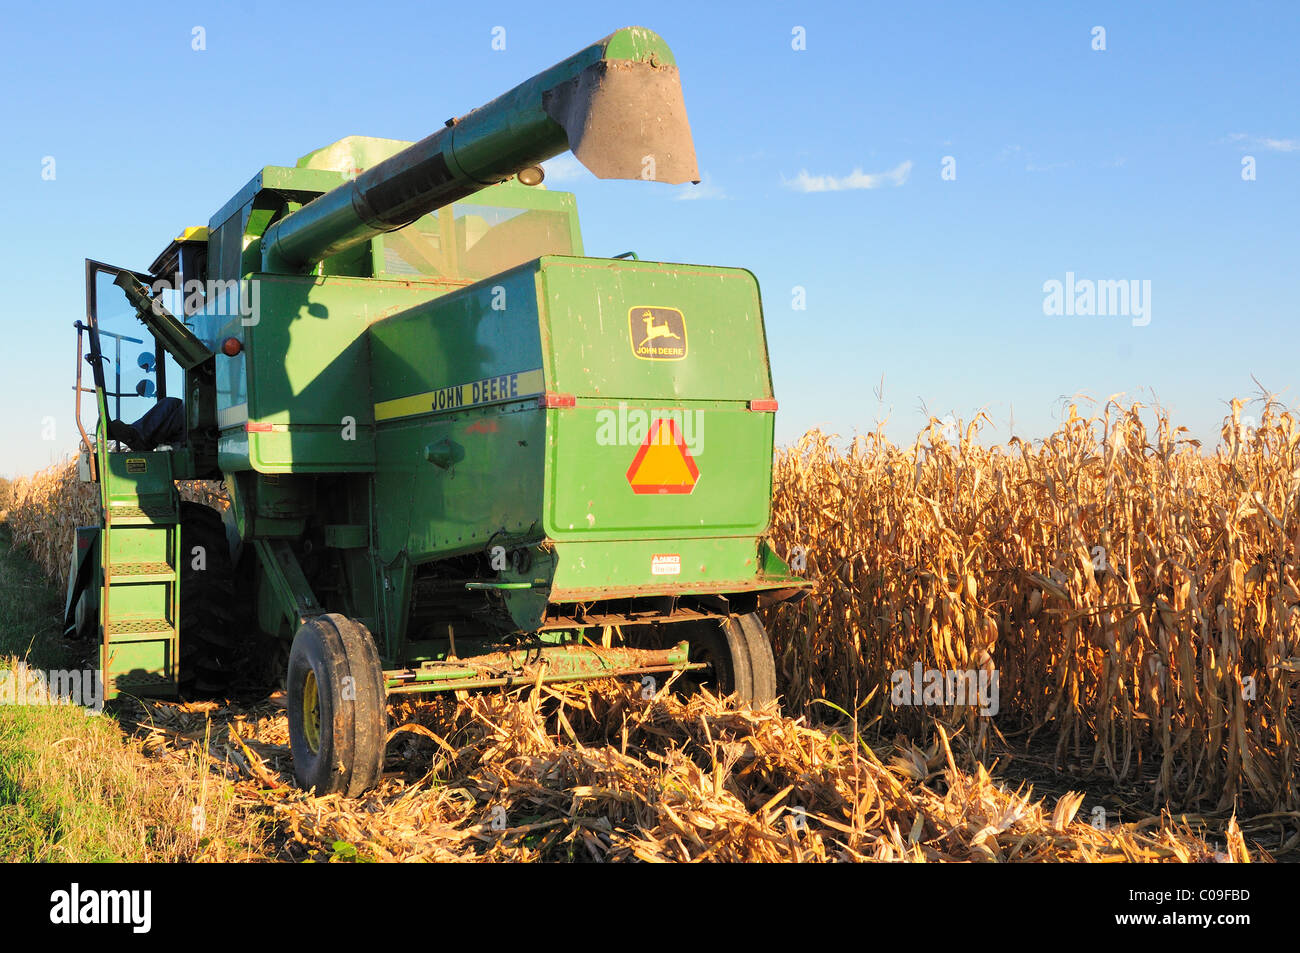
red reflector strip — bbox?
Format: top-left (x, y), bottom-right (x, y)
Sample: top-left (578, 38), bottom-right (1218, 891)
top-left (748, 398), bottom-right (779, 412)
top-left (539, 392), bottom-right (576, 409)
top-left (245, 422), bottom-right (274, 432)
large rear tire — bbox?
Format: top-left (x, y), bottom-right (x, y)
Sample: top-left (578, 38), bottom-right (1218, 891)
top-left (178, 502), bottom-right (238, 695)
top-left (677, 613), bottom-right (778, 706)
top-left (286, 613), bottom-right (387, 797)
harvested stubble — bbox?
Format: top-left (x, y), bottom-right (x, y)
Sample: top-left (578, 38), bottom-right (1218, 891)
top-left (764, 400), bottom-right (1300, 817)
top-left (126, 681), bottom-right (1243, 862)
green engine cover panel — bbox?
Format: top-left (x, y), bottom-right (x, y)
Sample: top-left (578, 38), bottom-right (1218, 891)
top-left (367, 255), bottom-right (778, 599)
top-left (538, 257), bottom-right (772, 538)
top-left (540, 258), bottom-right (770, 401)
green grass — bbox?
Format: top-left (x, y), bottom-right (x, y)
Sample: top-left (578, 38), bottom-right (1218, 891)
top-left (0, 525), bottom-right (183, 861)
top-left (0, 706), bottom-right (144, 861)
top-left (0, 524), bottom-right (267, 863)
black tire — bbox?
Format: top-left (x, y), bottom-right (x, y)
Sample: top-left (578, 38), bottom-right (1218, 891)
top-left (678, 613), bottom-right (778, 706)
top-left (286, 613), bottom-right (387, 797)
top-left (179, 502), bottom-right (238, 695)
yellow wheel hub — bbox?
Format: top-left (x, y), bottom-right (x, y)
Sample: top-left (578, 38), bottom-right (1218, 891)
top-left (302, 670), bottom-right (321, 754)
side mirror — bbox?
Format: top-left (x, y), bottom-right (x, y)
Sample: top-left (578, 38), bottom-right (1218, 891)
top-left (135, 379), bottom-right (156, 398)
top-left (137, 351), bottom-right (156, 373)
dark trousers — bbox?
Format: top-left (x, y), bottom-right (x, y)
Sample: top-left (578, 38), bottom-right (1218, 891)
top-left (109, 397), bottom-right (186, 451)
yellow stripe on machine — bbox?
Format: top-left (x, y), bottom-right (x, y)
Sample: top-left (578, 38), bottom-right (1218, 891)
top-left (374, 368), bottom-right (546, 422)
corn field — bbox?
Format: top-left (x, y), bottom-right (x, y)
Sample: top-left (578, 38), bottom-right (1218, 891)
top-left (5, 458), bottom-right (98, 582)
top-left (765, 399), bottom-right (1300, 816)
top-left (4, 458), bottom-right (223, 583)
top-left (8, 400), bottom-right (1299, 819)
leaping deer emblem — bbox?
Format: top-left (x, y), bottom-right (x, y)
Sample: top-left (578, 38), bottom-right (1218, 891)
top-left (638, 310), bottom-right (681, 348)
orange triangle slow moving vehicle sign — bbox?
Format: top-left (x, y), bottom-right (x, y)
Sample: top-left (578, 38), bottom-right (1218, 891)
top-left (626, 419), bottom-right (700, 494)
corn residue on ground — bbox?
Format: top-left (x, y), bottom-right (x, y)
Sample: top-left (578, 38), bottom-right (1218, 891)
top-left (121, 682), bottom-right (1248, 863)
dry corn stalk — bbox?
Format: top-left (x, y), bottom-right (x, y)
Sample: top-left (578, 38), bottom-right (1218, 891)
top-left (764, 399), bottom-right (1300, 815)
top-left (6, 453), bottom-right (225, 583)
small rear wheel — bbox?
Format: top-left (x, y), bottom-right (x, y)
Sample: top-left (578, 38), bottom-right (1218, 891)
top-left (677, 613), bottom-right (778, 706)
top-left (286, 613), bottom-right (387, 796)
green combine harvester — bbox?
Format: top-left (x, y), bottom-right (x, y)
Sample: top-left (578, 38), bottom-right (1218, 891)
top-left (65, 27), bottom-right (807, 795)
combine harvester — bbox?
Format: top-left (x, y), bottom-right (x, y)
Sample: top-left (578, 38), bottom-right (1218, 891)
top-left (64, 27), bottom-right (807, 794)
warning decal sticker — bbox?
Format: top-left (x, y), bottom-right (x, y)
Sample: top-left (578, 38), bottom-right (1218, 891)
top-left (626, 418), bottom-right (699, 494)
top-left (651, 554), bottom-right (681, 575)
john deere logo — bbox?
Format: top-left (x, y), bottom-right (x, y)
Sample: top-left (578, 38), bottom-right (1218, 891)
top-left (629, 307), bottom-right (687, 361)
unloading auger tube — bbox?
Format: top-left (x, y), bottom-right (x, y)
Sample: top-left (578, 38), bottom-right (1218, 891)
top-left (260, 26), bottom-right (700, 272)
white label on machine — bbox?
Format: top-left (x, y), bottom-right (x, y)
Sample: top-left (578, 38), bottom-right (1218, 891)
top-left (651, 554), bottom-right (681, 575)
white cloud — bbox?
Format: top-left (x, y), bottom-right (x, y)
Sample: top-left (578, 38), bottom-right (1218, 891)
top-left (1223, 133), bottom-right (1298, 153)
top-left (783, 160), bottom-right (912, 192)
top-left (675, 172), bottom-right (727, 201)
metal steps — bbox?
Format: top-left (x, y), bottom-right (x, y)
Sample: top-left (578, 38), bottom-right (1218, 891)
top-left (98, 451), bottom-right (181, 698)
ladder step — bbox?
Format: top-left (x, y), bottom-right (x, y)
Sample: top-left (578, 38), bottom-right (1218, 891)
top-left (106, 618), bottom-right (175, 642)
top-left (110, 674), bottom-right (178, 695)
top-left (106, 561), bottom-right (174, 584)
top-left (106, 504), bottom-right (177, 525)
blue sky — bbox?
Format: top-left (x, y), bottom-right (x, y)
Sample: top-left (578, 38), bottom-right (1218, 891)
top-left (1, 0), bottom-right (1296, 477)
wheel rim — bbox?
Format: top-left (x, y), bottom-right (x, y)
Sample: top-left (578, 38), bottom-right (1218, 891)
top-left (302, 670), bottom-right (321, 754)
